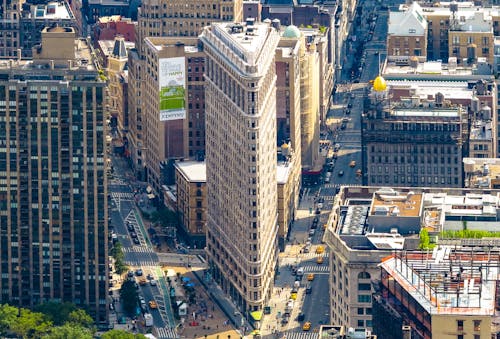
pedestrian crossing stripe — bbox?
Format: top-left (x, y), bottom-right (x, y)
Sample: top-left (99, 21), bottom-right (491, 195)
top-left (302, 252), bottom-right (329, 259)
top-left (283, 331), bottom-right (319, 339)
top-left (111, 192), bottom-right (135, 200)
top-left (124, 260), bottom-right (159, 266)
top-left (155, 326), bottom-right (178, 339)
top-left (122, 245), bottom-right (154, 253)
top-left (302, 265), bottom-right (329, 273)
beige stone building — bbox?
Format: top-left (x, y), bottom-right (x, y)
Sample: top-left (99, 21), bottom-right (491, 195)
top-left (106, 37), bottom-right (130, 141)
top-left (136, 0), bottom-right (243, 53)
top-left (299, 30), bottom-right (320, 170)
top-left (276, 146), bottom-right (301, 250)
top-left (174, 161), bottom-right (207, 248)
top-left (201, 20), bottom-right (280, 314)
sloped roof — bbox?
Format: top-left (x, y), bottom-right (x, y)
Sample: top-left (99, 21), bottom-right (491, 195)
top-left (388, 2), bottom-right (427, 36)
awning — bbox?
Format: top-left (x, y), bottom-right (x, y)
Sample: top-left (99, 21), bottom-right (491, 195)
top-left (250, 311), bottom-right (263, 321)
top-left (147, 193), bottom-right (155, 200)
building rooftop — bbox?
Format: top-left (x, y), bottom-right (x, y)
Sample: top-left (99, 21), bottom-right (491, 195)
top-left (145, 37), bottom-right (201, 54)
top-left (470, 121), bottom-right (492, 141)
top-left (23, 1), bottom-right (74, 19)
top-left (277, 161), bottom-right (293, 184)
top-left (210, 20), bottom-right (274, 65)
top-left (391, 107), bottom-right (460, 118)
top-left (319, 325), bottom-right (375, 339)
top-left (464, 158), bottom-right (500, 189)
top-left (0, 32), bottom-right (98, 73)
top-left (175, 161), bottom-right (206, 182)
top-left (387, 80), bottom-right (473, 102)
top-left (388, 2), bottom-right (427, 36)
top-left (370, 188), bottom-right (422, 217)
top-left (98, 39), bottom-right (135, 58)
top-left (380, 250), bottom-right (498, 316)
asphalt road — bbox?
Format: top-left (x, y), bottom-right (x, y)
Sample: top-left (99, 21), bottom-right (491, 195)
top-left (108, 166), bottom-right (177, 335)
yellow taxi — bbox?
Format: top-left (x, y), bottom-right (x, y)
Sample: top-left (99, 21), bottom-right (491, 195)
top-left (349, 160), bottom-right (356, 167)
top-left (290, 292), bottom-right (297, 300)
top-left (302, 322), bottom-right (311, 331)
top-left (139, 277), bottom-right (147, 285)
top-left (323, 223), bottom-right (328, 230)
top-left (315, 245), bottom-right (324, 254)
top-left (148, 300), bottom-right (158, 309)
top-left (317, 257), bottom-right (324, 264)
top-left (307, 273), bottom-right (315, 281)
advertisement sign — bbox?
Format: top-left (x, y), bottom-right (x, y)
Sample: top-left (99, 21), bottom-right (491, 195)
top-left (159, 57), bottom-right (186, 121)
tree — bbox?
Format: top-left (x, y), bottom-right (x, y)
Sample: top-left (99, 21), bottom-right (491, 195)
top-left (10, 308), bottom-right (52, 339)
top-left (101, 329), bottom-right (147, 339)
top-left (34, 302), bottom-right (76, 326)
top-left (0, 304), bottom-right (19, 335)
top-left (68, 309), bottom-right (94, 329)
top-left (151, 208), bottom-right (177, 227)
top-left (110, 242), bottom-right (128, 274)
top-left (120, 280), bottom-right (138, 316)
top-left (43, 324), bottom-right (93, 339)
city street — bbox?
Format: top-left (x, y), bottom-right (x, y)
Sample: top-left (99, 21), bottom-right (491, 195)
top-left (108, 158), bottom-right (177, 338)
top-left (258, 2), bottom-right (391, 338)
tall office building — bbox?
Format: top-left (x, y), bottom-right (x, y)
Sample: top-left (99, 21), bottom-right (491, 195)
top-left (0, 27), bottom-right (108, 324)
top-left (136, 0), bottom-right (243, 53)
top-left (201, 20), bottom-right (280, 313)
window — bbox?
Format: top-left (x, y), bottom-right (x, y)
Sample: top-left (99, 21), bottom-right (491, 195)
top-left (358, 283), bottom-right (371, 291)
top-left (457, 336), bottom-right (463, 339)
top-left (357, 308), bottom-right (364, 315)
top-left (473, 320), bottom-right (481, 331)
top-left (358, 295), bottom-right (371, 303)
top-left (457, 320), bottom-right (464, 331)
top-left (357, 320), bottom-right (364, 327)
top-left (358, 272), bottom-right (371, 279)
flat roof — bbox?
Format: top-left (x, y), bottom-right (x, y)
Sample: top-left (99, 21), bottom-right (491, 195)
top-left (380, 251), bottom-right (497, 316)
top-left (392, 108), bottom-right (460, 118)
top-left (384, 61), bottom-right (476, 77)
top-left (145, 37), bottom-right (201, 54)
top-left (370, 189), bottom-right (422, 217)
top-left (277, 161), bottom-right (292, 184)
top-left (387, 80), bottom-right (473, 101)
top-left (174, 161), bottom-right (206, 182)
top-left (211, 21), bottom-right (272, 65)
top-left (25, 1), bottom-right (73, 19)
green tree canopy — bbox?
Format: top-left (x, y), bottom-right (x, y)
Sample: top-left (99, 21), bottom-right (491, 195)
top-left (68, 309), bottom-right (94, 329)
top-left (0, 304), bottom-right (19, 335)
top-left (101, 329), bottom-right (147, 339)
top-left (42, 324), bottom-right (93, 339)
top-left (10, 308), bottom-right (52, 339)
top-left (34, 302), bottom-right (77, 326)
top-left (120, 280), bottom-right (138, 316)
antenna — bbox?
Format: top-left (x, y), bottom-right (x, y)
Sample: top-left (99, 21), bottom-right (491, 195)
top-left (378, 52), bottom-right (382, 75)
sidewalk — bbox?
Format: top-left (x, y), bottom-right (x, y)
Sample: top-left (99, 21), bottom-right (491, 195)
top-left (170, 266), bottom-right (243, 339)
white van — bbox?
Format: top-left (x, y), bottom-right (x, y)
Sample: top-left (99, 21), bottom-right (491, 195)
top-left (297, 267), bottom-right (304, 276)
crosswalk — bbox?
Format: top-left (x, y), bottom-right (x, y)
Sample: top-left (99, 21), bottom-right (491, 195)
top-left (155, 326), bottom-right (178, 338)
top-left (302, 265), bottom-right (329, 273)
top-left (111, 192), bottom-right (135, 200)
top-left (302, 252), bottom-right (329, 259)
top-left (124, 257), bottom-right (158, 267)
top-left (123, 245), bottom-right (155, 254)
top-left (109, 177), bottom-right (128, 185)
top-left (283, 331), bottom-right (320, 339)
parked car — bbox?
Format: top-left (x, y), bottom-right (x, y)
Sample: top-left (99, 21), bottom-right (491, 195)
top-left (303, 322), bottom-right (312, 331)
top-left (135, 269), bottom-right (143, 276)
top-left (298, 313), bottom-right (305, 322)
top-left (338, 170), bottom-right (344, 176)
top-left (133, 238), bottom-right (140, 245)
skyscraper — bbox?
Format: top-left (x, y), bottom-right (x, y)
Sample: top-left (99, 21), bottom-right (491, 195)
top-left (0, 27), bottom-right (108, 324)
top-left (201, 19), bottom-right (280, 314)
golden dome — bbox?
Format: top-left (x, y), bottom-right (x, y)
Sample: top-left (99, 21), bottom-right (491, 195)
top-left (373, 75), bottom-right (387, 92)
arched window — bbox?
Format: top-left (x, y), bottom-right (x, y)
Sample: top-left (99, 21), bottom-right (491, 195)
top-left (358, 272), bottom-right (371, 280)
